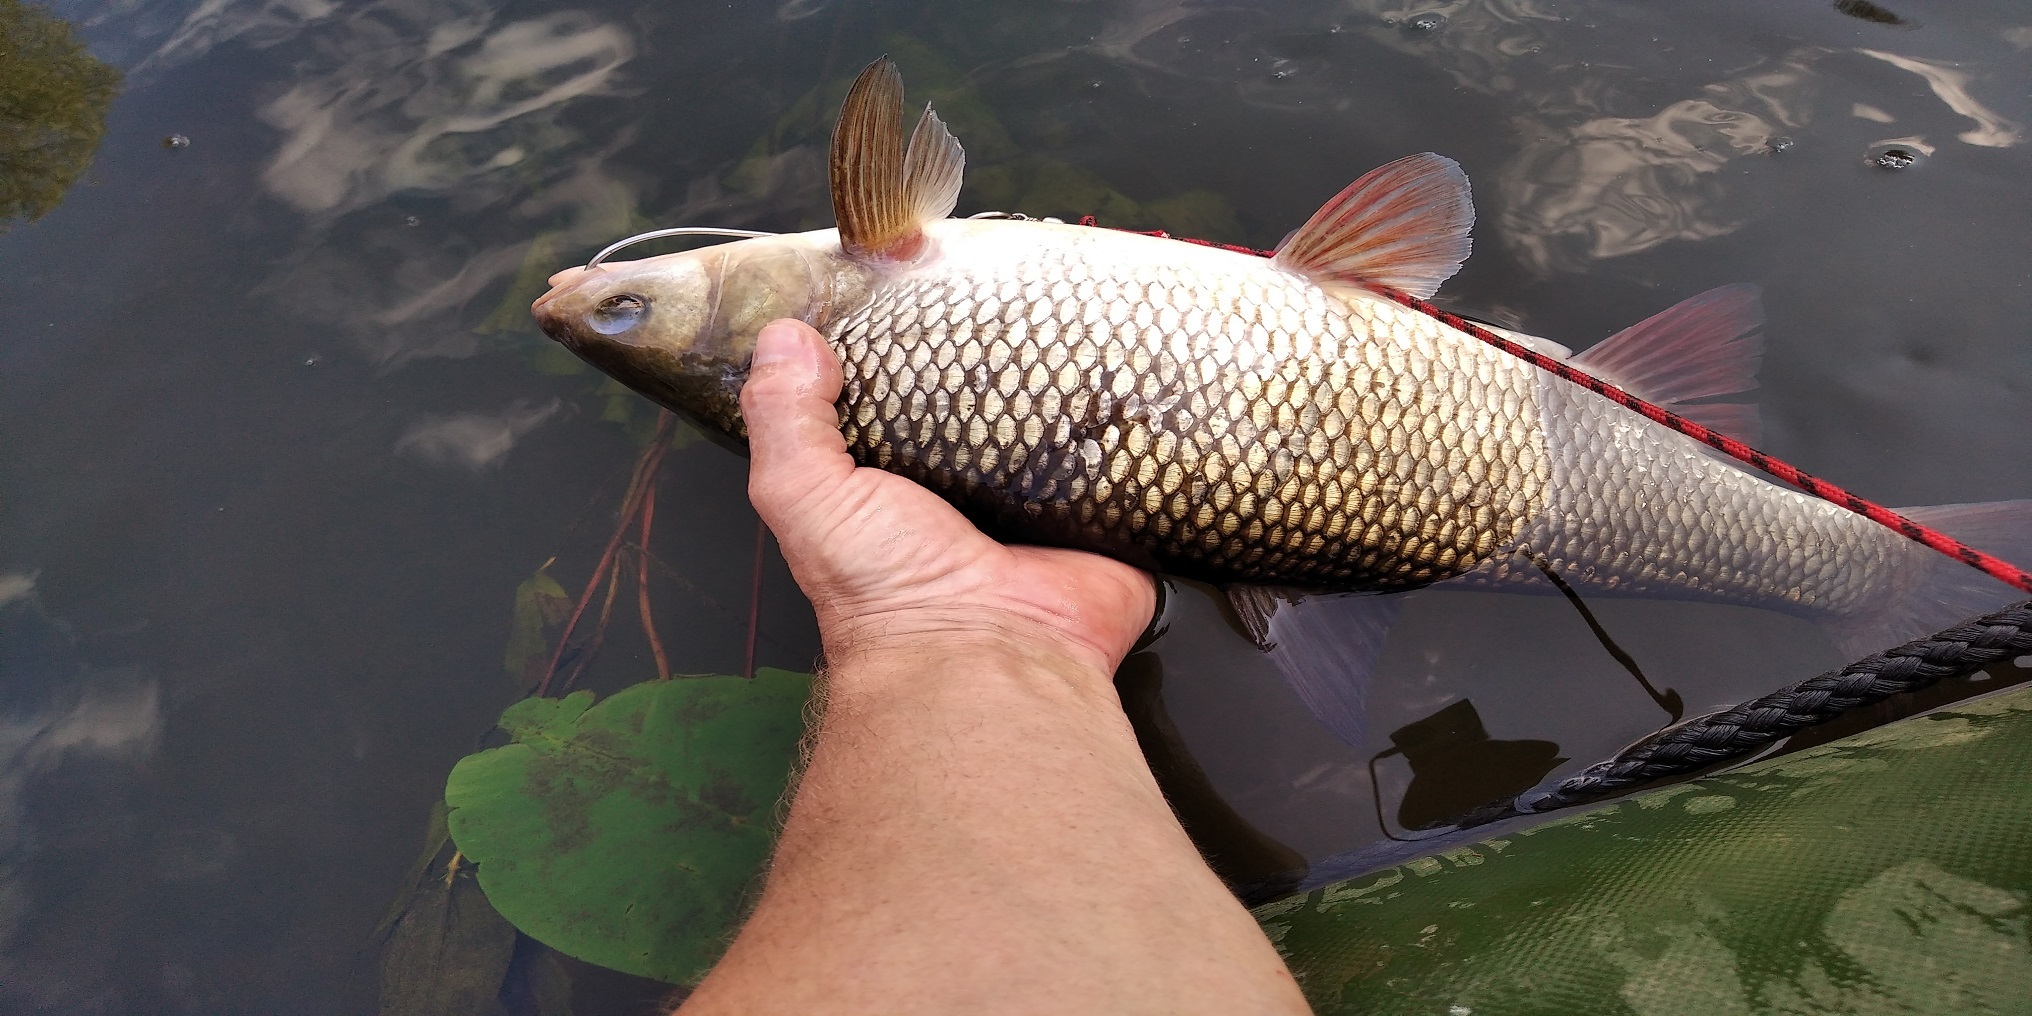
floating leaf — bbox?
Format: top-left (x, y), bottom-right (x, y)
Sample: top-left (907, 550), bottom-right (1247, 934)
top-left (445, 671), bottom-right (813, 985)
top-left (504, 562), bottom-right (571, 689)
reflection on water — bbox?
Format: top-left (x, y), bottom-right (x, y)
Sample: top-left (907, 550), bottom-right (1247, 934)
top-left (0, 588), bottom-right (161, 1012)
top-left (1498, 82), bottom-right (1804, 270)
top-left (0, 0), bottom-right (121, 229)
top-left (5, 0), bottom-right (2032, 1009)
top-left (140, 0), bottom-right (649, 365)
top-left (254, 11), bottom-right (635, 216)
top-left (1859, 48), bottom-right (2021, 147)
top-left (393, 398), bottom-right (561, 471)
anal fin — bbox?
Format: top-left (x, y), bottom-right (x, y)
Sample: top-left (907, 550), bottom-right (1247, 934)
top-left (1226, 586), bottom-right (1406, 750)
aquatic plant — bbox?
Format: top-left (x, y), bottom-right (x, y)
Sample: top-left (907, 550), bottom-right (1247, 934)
top-left (445, 672), bottom-right (812, 985)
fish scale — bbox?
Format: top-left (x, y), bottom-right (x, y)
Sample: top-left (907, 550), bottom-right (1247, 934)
top-left (1454, 373), bottom-right (1920, 618)
top-left (826, 221), bottom-right (1548, 589)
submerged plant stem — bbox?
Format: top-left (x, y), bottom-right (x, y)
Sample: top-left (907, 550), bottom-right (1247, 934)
top-left (639, 481), bottom-right (672, 681)
top-left (562, 563), bottom-right (625, 696)
top-left (537, 411), bottom-right (677, 696)
top-left (745, 518), bottom-right (766, 680)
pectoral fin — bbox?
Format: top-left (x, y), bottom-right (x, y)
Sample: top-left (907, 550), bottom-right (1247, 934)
top-left (830, 57), bottom-right (966, 261)
top-left (1227, 585), bottom-right (1406, 749)
top-left (1270, 153), bottom-right (1474, 299)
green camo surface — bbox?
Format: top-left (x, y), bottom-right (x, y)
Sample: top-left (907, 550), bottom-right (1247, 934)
top-left (1255, 684), bottom-right (2032, 1015)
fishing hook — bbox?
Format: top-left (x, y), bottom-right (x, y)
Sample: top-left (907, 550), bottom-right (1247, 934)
top-left (586, 227), bottom-right (779, 269)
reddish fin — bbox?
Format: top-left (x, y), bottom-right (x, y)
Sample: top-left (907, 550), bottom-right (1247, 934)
top-left (1271, 153), bottom-right (1473, 299)
top-left (1571, 285), bottom-right (1765, 444)
top-left (829, 58), bottom-right (966, 261)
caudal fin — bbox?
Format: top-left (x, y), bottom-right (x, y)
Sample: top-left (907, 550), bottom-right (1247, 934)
top-left (1819, 500), bottom-right (2032, 660)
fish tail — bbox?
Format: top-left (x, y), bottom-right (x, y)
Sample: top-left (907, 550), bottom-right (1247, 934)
top-left (1819, 499), bottom-right (2032, 660)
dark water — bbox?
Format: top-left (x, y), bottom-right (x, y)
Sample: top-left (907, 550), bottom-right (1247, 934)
top-left (4, 0), bottom-right (2031, 1010)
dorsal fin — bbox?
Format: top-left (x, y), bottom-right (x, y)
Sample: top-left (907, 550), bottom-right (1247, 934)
top-left (903, 103), bottom-right (964, 226)
top-left (1271, 153), bottom-right (1473, 299)
top-left (1570, 284), bottom-right (1766, 443)
top-left (829, 57), bottom-right (966, 261)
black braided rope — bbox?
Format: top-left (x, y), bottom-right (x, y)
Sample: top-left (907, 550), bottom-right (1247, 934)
top-left (1451, 600), bottom-right (2032, 828)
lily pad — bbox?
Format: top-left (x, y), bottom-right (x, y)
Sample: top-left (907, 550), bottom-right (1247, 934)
top-left (445, 671), bottom-right (812, 985)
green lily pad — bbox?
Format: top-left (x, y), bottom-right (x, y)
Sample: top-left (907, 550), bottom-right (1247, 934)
top-left (446, 671), bottom-right (813, 985)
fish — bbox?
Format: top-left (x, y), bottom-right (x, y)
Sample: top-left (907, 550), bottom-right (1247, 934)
top-left (532, 57), bottom-right (2030, 745)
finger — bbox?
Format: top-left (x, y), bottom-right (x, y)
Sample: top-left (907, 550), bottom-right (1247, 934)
top-left (742, 319), bottom-right (853, 520)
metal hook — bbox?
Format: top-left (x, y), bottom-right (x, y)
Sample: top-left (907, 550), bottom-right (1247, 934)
top-left (586, 227), bottom-right (779, 269)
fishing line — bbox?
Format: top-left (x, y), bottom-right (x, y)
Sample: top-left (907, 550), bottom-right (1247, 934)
top-left (1387, 289), bottom-right (2032, 596)
top-left (586, 227), bottom-right (778, 269)
top-left (1074, 216), bottom-right (2032, 597)
top-left (1528, 551), bottom-right (1685, 722)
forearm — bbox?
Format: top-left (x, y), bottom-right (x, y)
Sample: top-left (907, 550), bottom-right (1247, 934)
top-left (679, 636), bottom-right (1308, 1014)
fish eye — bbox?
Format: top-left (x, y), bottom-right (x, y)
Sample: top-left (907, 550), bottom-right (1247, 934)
top-left (591, 294), bottom-right (646, 335)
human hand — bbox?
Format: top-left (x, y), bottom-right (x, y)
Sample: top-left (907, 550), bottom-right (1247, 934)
top-left (740, 318), bottom-right (1157, 677)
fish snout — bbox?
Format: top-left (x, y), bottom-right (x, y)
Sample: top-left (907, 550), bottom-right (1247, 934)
top-left (530, 255), bottom-right (720, 361)
top-left (531, 265), bottom-right (591, 318)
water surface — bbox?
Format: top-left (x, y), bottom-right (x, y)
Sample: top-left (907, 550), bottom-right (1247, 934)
top-left (5, 0), bottom-right (2031, 1010)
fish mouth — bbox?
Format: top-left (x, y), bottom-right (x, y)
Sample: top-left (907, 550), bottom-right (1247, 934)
top-left (529, 265), bottom-right (588, 317)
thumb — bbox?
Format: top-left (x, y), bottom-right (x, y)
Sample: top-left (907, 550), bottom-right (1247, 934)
top-left (742, 318), bottom-right (854, 525)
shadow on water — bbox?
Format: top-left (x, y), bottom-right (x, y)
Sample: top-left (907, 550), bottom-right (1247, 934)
top-left (1367, 699), bottom-right (1564, 837)
top-left (3, 0), bottom-right (2031, 1010)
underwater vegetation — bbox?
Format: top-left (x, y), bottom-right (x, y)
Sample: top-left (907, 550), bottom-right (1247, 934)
top-left (0, 0), bottom-right (122, 230)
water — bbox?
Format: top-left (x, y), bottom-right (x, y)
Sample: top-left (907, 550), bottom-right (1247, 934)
top-left (4, 0), bottom-right (2031, 1010)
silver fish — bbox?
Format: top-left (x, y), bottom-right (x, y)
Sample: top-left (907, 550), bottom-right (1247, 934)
top-left (533, 58), bottom-right (2028, 742)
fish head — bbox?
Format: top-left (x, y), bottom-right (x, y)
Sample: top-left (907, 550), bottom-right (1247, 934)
top-left (531, 232), bottom-right (866, 439)
top-left (532, 55), bottom-right (960, 440)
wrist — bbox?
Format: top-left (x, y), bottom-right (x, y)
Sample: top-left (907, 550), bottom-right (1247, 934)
top-left (819, 609), bottom-right (1124, 696)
